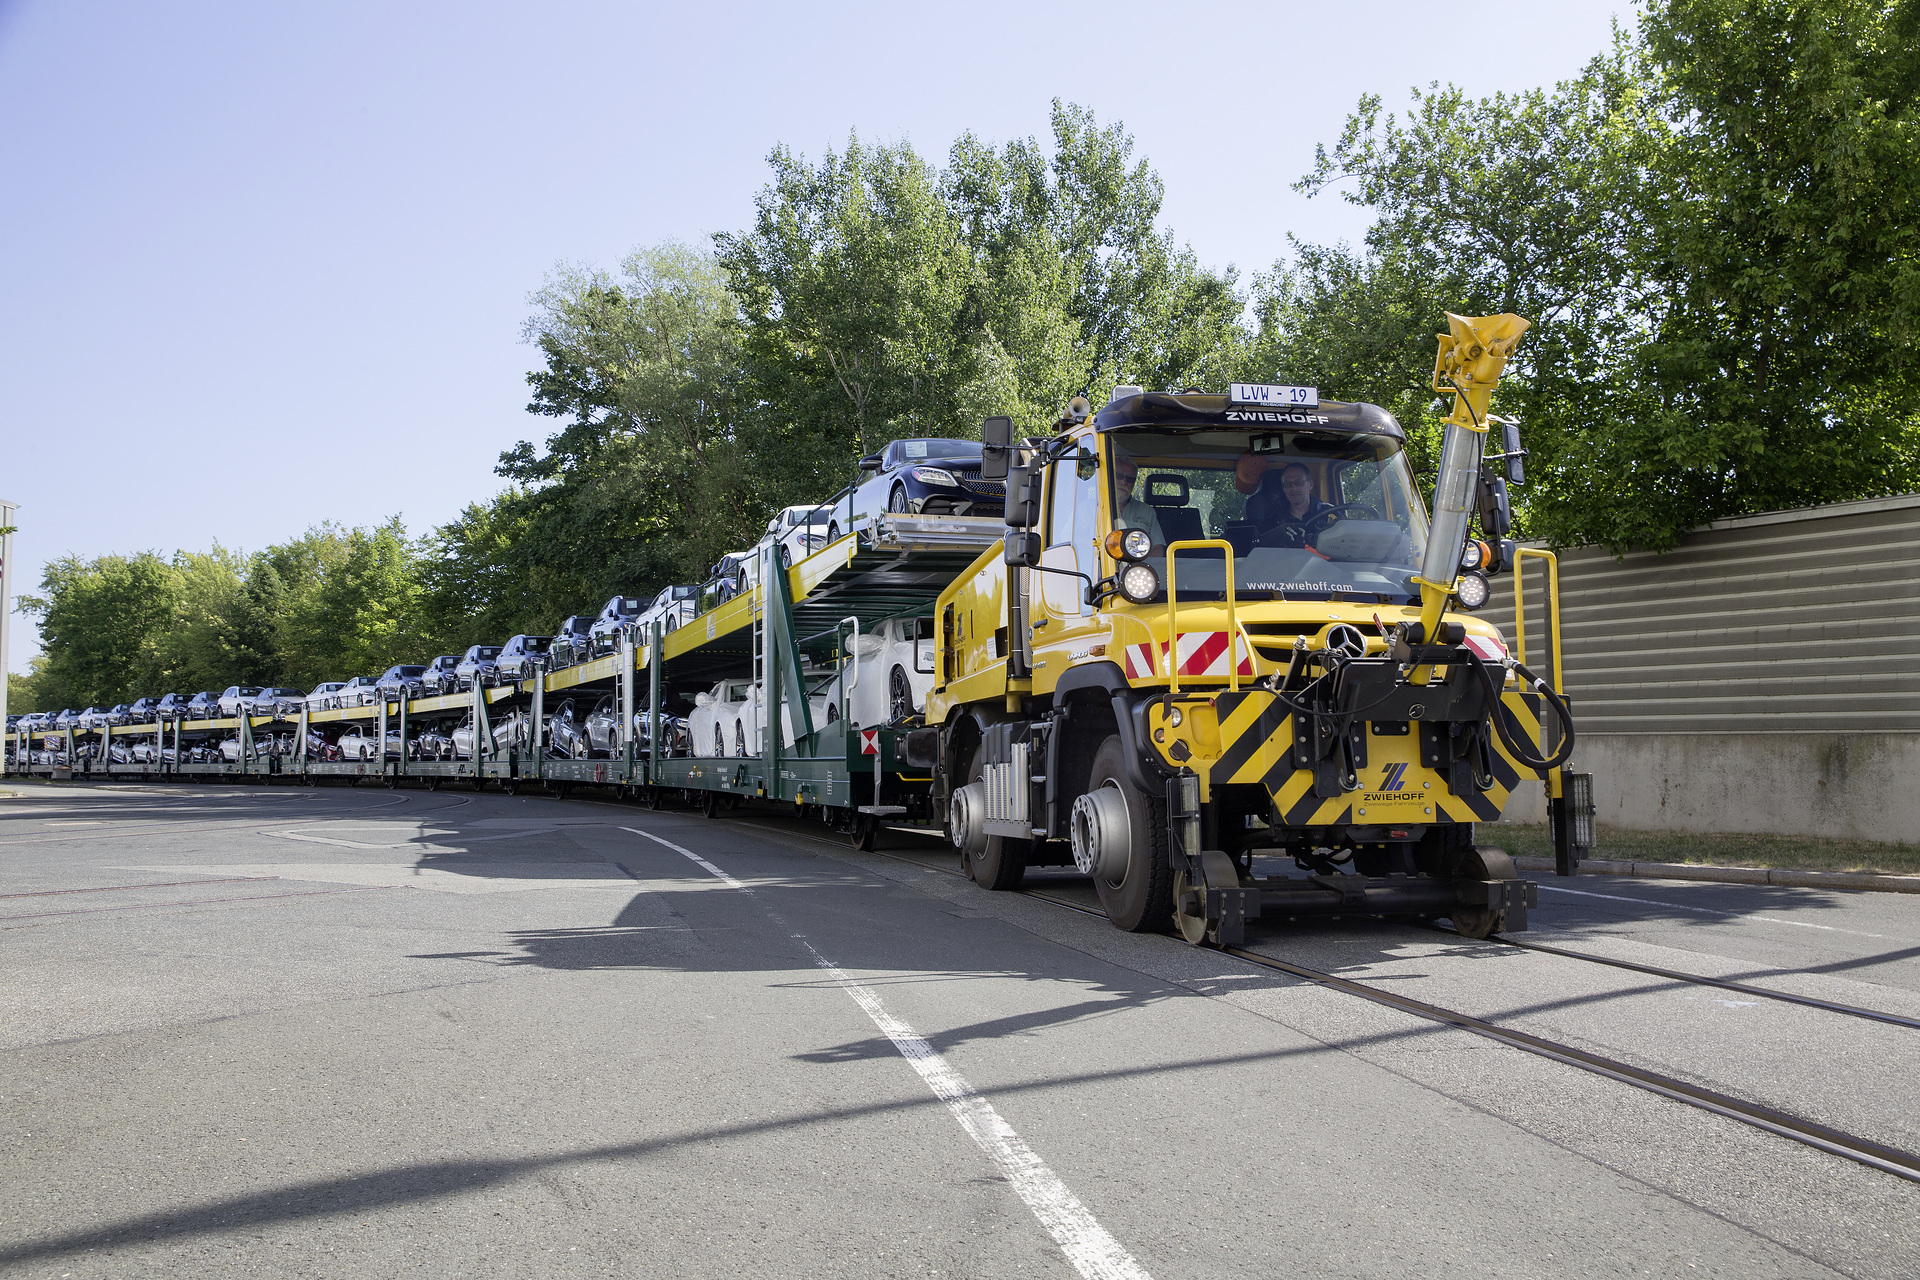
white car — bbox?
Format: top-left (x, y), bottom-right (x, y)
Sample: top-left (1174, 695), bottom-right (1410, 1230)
top-left (636, 584), bottom-right (700, 637)
top-left (688, 676), bottom-right (837, 758)
top-left (335, 729), bottom-right (378, 760)
top-left (816, 617), bottom-right (937, 728)
top-left (217, 686), bottom-right (266, 718)
top-left (451, 713), bottom-right (525, 761)
top-left (333, 676), bottom-right (381, 709)
top-left (305, 682), bottom-right (346, 712)
top-left (766, 503), bottom-right (836, 565)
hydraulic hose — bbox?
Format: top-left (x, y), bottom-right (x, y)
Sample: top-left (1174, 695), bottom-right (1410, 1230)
top-left (1466, 652), bottom-right (1576, 773)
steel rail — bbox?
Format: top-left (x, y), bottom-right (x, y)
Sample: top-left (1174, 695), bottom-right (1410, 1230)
top-left (847, 841), bottom-right (1920, 1186)
top-left (1475, 932), bottom-right (1920, 1031)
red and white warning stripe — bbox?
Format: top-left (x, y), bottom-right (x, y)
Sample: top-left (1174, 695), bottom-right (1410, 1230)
top-left (1463, 633), bottom-right (1508, 662)
top-left (1123, 631), bottom-right (1254, 680)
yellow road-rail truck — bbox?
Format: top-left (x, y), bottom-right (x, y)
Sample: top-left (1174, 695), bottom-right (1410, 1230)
top-left (928, 313), bottom-right (1584, 942)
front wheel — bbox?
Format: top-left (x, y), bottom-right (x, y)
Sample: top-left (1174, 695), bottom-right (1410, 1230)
top-left (887, 484), bottom-right (909, 514)
top-left (1087, 734), bottom-right (1173, 932)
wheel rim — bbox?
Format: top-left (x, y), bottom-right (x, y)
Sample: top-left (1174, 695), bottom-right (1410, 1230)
top-left (889, 667), bottom-right (911, 722)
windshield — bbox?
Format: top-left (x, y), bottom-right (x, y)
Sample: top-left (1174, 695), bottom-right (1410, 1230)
top-left (898, 438), bottom-right (982, 463)
top-left (1104, 427), bottom-right (1431, 603)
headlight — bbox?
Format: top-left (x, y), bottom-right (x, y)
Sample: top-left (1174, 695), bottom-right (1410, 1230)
top-left (1118, 562), bottom-right (1160, 604)
top-left (1460, 539), bottom-right (1488, 570)
top-left (1103, 528), bottom-right (1153, 562)
top-left (1455, 570), bottom-right (1491, 611)
top-left (910, 467), bottom-right (959, 486)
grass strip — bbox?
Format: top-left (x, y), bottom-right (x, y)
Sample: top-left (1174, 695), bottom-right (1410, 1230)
top-left (1487, 823), bottom-right (1920, 877)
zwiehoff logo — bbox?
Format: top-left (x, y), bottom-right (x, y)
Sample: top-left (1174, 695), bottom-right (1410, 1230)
top-left (1359, 763), bottom-right (1418, 804)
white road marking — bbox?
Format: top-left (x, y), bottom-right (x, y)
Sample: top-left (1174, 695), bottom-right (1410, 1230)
top-left (622, 826), bottom-right (1153, 1280)
top-left (114, 861), bottom-right (634, 895)
top-left (264, 827), bottom-right (555, 850)
top-left (1538, 883), bottom-right (1889, 939)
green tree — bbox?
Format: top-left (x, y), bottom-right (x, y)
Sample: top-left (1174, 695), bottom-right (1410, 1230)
top-left (1638, 0), bottom-right (1920, 522)
top-left (505, 241), bottom-right (761, 597)
top-left (716, 137), bottom-right (977, 460)
top-left (17, 552), bottom-right (183, 706)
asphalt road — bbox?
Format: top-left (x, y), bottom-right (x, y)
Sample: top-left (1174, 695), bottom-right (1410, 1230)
top-left (2, 779), bottom-right (1916, 1279)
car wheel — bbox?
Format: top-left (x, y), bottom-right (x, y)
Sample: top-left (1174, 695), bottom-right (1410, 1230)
top-left (734, 721), bottom-right (747, 757)
top-left (888, 484), bottom-right (909, 514)
top-left (713, 724), bottom-right (725, 758)
top-left (827, 523), bottom-right (839, 541)
top-left (888, 665), bottom-right (914, 723)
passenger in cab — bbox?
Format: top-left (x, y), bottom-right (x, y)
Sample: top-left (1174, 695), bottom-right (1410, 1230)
top-left (1237, 456), bottom-right (1334, 545)
top-left (1109, 448), bottom-right (1166, 546)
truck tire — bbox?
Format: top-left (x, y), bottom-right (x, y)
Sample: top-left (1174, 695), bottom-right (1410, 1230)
top-left (963, 749), bottom-right (1028, 890)
top-left (1087, 734), bottom-right (1173, 932)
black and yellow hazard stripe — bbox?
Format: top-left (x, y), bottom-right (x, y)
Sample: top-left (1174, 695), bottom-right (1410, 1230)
top-left (1202, 686), bottom-right (1550, 829)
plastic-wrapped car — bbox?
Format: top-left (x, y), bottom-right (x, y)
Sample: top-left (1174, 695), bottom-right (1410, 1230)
top-left (815, 617), bottom-right (937, 728)
top-left (688, 676), bottom-right (834, 759)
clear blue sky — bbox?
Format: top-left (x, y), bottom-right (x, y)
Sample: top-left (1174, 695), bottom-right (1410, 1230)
top-left (0, 0), bottom-right (1631, 670)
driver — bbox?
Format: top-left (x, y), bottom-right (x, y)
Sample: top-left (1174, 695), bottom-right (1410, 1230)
top-left (1238, 458), bottom-right (1333, 544)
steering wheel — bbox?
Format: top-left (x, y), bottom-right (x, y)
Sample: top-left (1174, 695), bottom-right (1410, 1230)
top-left (1254, 503), bottom-right (1384, 548)
top-left (1307, 502), bottom-right (1382, 529)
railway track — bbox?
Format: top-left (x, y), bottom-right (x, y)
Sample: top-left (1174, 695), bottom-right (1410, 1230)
top-left (826, 831), bottom-right (1920, 1187)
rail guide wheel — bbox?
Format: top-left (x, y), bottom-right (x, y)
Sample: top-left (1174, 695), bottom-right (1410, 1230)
top-left (643, 786), bottom-right (663, 811)
top-left (1449, 846), bottom-right (1518, 940)
top-left (849, 813), bottom-right (879, 851)
top-left (701, 789), bottom-right (722, 819)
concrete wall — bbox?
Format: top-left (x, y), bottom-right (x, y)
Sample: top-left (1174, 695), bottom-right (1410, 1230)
top-left (1482, 494), bottom-right (1920, 842)
top-left (1494, 732), bottom-right (1920, 842)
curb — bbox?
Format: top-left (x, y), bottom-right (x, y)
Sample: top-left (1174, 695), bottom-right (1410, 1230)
top-left (1510, 855), bottom-right (1920, 895)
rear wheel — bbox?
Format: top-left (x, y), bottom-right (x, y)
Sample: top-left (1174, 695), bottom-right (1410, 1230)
top-left (1087, 735), bottom-right (1173, 932)
top-left (962, 748), bottom-right (1029, 890)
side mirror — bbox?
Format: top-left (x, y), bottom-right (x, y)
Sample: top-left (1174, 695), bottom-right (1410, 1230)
top-left (1502, 418), bottom-right (1525, 485)
top-left (1004, 531), bottom-right (1042, 568)
top-left (980, 416), bottom-right (1013, 480)
top-left (858, 454), bottom-right (883, 472)
top-left (1477, 473), bottom-right (1513, 539)
top-left (1003, 462), bottom-right (1042, 528)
